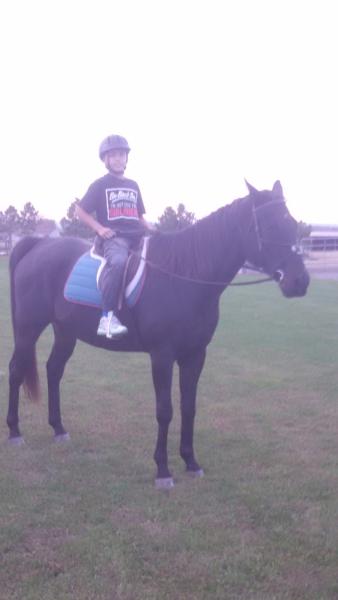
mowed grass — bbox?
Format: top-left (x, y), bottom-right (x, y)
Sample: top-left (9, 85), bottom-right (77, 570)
top-left (1, 256), bottom-right (338, 599)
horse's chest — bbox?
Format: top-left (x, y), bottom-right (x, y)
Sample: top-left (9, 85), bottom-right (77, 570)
top-left (167, 308), bottom-right (218, 350)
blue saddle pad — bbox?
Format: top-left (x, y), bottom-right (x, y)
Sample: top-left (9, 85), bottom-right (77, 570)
top-left (64, 250), bottom-right (104, 307)
top-left (64, 240), bottom-right (149, 309)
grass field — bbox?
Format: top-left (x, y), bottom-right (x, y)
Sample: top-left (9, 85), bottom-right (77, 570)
top-left (1, 256), bottom-right (338, 599)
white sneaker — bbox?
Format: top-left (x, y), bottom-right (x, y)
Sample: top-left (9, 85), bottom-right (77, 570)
top-left (97, 316), bottom-right (109, 336)
top-left (97, 312), bottom-right (128, 339)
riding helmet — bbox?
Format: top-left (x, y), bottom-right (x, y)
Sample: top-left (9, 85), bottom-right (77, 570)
top-left (99, 135), bottom-right (131, 160)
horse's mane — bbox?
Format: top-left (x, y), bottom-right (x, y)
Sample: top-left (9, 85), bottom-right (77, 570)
top-left (149, 196), bottom-right (246, 278)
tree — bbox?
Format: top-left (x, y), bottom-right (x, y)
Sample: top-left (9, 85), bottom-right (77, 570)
top-left (0, 205), bottom-right (21, 236)
top-left (0, 211), bottom-right (5, 232)
top-left (60, 201), bottom-right (94, 239)
top-left (157, 203), bottom-right (196, 231)
top-left (157, 206), bottom-right (177, 232)
top-left (19, 202), bottom-right (40, 234)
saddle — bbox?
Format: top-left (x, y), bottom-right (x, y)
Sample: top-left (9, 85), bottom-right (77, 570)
top-left (64, 236), bottom-right (150, 309)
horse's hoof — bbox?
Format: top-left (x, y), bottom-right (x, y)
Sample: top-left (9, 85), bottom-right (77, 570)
top-left (54, 432), bottom-right (70, 442)
top-left (155, 477), bottom-right (174, 490)
top-left (8, 436), bottom-right (25, 446)
top-left (187, 468), bottom-right (204, 478)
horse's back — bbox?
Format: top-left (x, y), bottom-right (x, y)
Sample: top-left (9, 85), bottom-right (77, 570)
top-left (13, 236), bottom-right (90, 276)
top-left (12, 237), bottom-right (91, 318)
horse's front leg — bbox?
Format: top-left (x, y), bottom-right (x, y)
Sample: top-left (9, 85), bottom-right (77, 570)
top-left (151, 350), bottom-right (174, 489)
top-left (178, 348), bottom-right (206, 476)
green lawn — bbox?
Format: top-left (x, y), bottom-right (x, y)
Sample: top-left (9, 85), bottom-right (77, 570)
top-left (1, 255), bottom-right (338, 599)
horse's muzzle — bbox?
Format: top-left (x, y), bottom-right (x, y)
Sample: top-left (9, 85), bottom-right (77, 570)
top-left (278, 267), bottom-right (310, 298)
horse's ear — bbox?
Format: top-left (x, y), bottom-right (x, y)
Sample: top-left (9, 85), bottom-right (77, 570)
top-left (245, 180), bottom-right (257, 195)
top-left (272, 180), bottom-right (283, 198)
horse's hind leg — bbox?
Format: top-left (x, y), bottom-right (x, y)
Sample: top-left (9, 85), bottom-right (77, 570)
top-left (46, 325), bottom-right (77, 440)
top-left (178, 348), bottom-right (206, 476)
top-left (7, 328), bottom-right (43, 443)
top-left (8, 348), bottom-right (29, 442)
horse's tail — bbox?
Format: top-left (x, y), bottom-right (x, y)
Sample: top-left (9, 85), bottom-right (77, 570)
top-left (9, 236), bottom-right (43, 402)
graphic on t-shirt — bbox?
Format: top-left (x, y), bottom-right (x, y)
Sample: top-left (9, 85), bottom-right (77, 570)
top-left (105, 187), bottom-right (139, 220)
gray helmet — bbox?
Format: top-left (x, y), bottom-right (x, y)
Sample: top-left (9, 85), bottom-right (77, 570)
top-left (99, 135), bottom-right (130, 160)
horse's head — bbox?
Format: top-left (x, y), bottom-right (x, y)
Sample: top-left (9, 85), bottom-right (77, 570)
top-left (243, 180), bottom-right (310, 297)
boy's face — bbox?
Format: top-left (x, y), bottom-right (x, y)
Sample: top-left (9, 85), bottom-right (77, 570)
top-left (105, 149), bottom-right (128, 176)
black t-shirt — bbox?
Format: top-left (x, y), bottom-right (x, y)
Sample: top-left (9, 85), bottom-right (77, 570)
top-left (79, 173), bottom-right (146, 233)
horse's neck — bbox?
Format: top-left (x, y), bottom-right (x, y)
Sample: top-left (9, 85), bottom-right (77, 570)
top-left (148, 201), bottom-right (249, 289)
top-left (192, 203), bottom-right (248, 286)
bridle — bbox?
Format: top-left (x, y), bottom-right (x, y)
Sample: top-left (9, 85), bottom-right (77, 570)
top-left (248, 198), bottom-right (299, 281)
top-left (251, 199), bottom-right (295, 249)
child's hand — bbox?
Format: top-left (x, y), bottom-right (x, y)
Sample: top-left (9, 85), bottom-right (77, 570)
top-left (97, 226), bottom-right (115, 239)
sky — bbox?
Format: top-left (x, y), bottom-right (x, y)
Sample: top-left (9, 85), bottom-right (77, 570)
top-left (0, 0), bottom-right (337, 225)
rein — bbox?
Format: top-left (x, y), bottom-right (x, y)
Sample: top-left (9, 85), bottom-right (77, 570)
top-left (138, 255), bottom-right (274, 287)
top-left (123, 198), bottom-right (291, 289)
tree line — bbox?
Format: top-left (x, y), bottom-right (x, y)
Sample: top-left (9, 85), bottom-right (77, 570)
top-left (0, 203), bottom-right (40, 235)
top-left (0, 200), bottom-right (311, 243)
top-left (0, 201), bottom-right (196, 239)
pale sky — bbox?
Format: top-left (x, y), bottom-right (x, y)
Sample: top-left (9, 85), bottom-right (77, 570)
top-left (0, 0), bottom-right (337, 225)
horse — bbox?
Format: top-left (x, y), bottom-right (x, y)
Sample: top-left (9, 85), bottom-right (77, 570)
top-left (7, 181), bottom-right (310, 488)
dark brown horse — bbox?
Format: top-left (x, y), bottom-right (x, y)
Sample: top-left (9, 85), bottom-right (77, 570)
top-left (7, 181), bottom-right (310, 488)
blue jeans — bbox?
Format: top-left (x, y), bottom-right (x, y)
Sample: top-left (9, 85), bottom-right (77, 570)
top-left (100, 236), bottom-right (133, 312)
